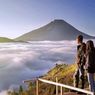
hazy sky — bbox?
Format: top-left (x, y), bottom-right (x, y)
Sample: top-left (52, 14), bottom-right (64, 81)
top-left (0, 0), bottom-right (95, 38)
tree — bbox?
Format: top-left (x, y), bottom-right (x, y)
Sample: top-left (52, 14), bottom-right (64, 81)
top-left (19, 85), bottom-right (23, 95)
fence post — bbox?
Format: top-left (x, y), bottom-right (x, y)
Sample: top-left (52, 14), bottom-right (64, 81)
top-left (56, 77), bottom-right (58, 95)
top-left (36, 80), bottom-right (39, 95)
top-left (60, 86), bottom-right (62, 95)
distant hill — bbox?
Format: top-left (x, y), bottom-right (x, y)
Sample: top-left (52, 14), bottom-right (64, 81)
top-left (0, 37), bottom-right (14, 42)
top-left (15, 19), bottom-right (95, 41)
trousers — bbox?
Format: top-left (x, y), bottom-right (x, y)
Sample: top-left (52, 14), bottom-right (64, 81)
top-left (87, 73), bottom-right (95, 92)
top-left (73, 67), bottom-right (85, 89)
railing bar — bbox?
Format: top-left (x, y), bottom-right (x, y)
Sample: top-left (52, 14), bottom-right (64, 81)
top-left (23, 79), bottom-right (37, 83)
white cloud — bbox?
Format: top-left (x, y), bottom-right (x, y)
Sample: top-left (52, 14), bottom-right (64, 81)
top-left (0, 91), bottom-right (7, 95)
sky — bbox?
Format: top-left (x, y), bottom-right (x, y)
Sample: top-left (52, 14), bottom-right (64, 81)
top-left (0, 0), bottom-right (95, 39)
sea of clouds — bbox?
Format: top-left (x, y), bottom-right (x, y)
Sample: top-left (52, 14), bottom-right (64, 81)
top-left (0, 40), bottom-right (94, 94)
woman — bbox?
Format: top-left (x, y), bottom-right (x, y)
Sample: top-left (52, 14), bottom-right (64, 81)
top-left (86, 40), bottom-right (95, 93)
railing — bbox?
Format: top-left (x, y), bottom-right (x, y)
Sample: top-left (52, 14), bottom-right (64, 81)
top-left (23, 77), bottom-right (94, 95)
top-left (37, 78), bottom-right (94, 95)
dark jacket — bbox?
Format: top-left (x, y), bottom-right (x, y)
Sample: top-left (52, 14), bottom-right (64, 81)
top-left (86, 49), bottom-right (95, 73)
top-left (77, 43), bottom-right (86, 67)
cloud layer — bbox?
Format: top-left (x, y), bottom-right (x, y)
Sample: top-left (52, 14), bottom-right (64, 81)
top-left (1, 40), bottom-right (94, 94)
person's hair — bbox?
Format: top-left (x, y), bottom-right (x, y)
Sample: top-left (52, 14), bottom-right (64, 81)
top-left (86, 40), bottom-right (94, 52)
top-left (77, 35), bottom-right (83, 43)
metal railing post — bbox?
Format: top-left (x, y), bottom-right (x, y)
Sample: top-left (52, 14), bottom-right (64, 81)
top-left (36, 80), bottom-right (39, 95)
top-left (60, 86), bottom-right (62, 95)
top-left (56, 77), bottom-right (58, 95)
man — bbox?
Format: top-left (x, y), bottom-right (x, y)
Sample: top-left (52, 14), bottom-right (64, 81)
top-left (74, 35), bottom-right (86, 89)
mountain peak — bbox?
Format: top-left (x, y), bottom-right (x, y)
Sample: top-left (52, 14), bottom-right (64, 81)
top-left (52, 19), bottom-right (66, 23)
top-left (15, 19), bottom-right (95, 41)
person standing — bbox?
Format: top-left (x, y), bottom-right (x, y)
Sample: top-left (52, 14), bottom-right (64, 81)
top-left (85, 40), bottom-right (95, 94)
top-left (73, 35), bottom-right (86, 89)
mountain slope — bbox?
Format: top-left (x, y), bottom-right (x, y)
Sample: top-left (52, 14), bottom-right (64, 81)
top-left (15, 19), bottom-right (95, 41)
top-left (8, 64), bottom-right (89, 95)
top-left (43, 64), bottom-right (76, 86)
top-left (0, 37), bottom-right (14, 42)
top-left (36, 63), bottom-right (88, 95)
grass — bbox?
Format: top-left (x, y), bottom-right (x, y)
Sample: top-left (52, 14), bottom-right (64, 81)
top-left (0, 37), bottom-right (14, 42)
